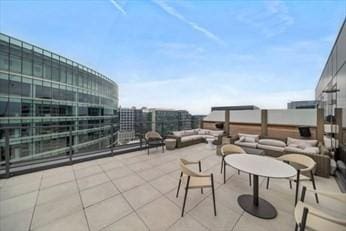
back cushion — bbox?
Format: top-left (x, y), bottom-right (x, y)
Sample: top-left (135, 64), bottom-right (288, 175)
top-left (198, 129), bottom-right (210, 135)
top-left (287, 137), bottom-right (318, 147)
top-left (184, 130), bottom-right (196, 136)
top-left (173, 131), bottom-right (185, 137)
top-left (238, 133), bottom-right (259, 142)
top-left (258, 139), bottom-right (286, 147)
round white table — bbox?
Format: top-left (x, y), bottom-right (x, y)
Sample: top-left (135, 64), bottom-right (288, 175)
top-left (206, 138), bottom-right (215, 150)
top-left (225, 154), bottom-right (296, 219)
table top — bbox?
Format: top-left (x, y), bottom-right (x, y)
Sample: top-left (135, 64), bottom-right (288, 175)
top-left (225, 154), bottom-right (296, 178)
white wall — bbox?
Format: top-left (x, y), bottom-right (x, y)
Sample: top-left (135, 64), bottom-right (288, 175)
top-left (267, 109), bottom-right (316, 126)
top-left (229, 110), bottom-right (261, 123)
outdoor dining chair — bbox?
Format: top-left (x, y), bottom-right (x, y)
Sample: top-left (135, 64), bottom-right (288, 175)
top-left (294, 186), bottom-right (346, 231)
top-left (266, 153), bottom-right (319, 205)
top-left (178, 158), bottom-right (216, 217)
top-left (220, 144), bottom-right (252, 185)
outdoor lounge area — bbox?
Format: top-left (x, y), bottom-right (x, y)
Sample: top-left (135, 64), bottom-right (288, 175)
top-left (1, 143), bottom-right (345, 231)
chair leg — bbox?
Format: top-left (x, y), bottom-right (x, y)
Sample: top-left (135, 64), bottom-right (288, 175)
top-left (299, 207), bottom-right (309, 231)
top-left (211, 174), bottom-right (217, 216)
top-left (176, 172), bottom-right (183, 198)
top-left (289, 180), bottom-right (292, 189)
top-left (248, 174), bottom-right (251, 186)
top-left (181, 176), bottom-right (190, 217)
top-left (220, 156), bottom-right (224, 174)
top-left (266, 177), bottom-right (270, 189)
top-left (310, 171), bottom-right (319, 204)
top-left (295, 224), bottom-right (298, 231)
top-left (223, 161), bottom-right (226, 184)
top-left (237, 169), bottom-right (240, 175)
top-left (295, 170), bottom-right (300, 205)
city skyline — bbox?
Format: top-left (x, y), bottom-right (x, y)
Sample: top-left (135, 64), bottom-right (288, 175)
top-left (1, 0), bottom-right (345, 114)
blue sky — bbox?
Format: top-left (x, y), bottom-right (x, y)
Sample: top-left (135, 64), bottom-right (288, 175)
top-left (1, 0), bottom-right (345, 114)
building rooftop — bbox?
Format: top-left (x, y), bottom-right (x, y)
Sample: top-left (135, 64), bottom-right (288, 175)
top-left (0, 144), bottom-right (344, 231)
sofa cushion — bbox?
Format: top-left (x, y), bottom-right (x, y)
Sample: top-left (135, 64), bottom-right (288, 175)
top-left (235, 140), bottom-right (257, 148)
top-left (181, 135), bottom-right (203, 142)
top-left (184, 129), bottom-right (197, 136)
top-left (172, 131), bottom-right (185, 137)
top-left (257, 144), bottom-right (285, 152)
top-left (287, 137), bottom-right (318, 148)
top-left (258, 139), bottom-right (286, 147)
top-left (201, 135), bottom-right (215, 139)
top-left (238, 133), bottom-right (259, 142)
top-left (284, 146), bottom-right (320, 155)
top-left (198, 129), bottom-right (210, 135)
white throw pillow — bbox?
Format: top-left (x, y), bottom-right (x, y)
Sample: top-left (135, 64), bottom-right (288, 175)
top-left (244, 137), bottom-right (256, 143)
top-left (258, 139), bottom-right (286, 147)
top-left (238, 133), bottom-right (259, 142)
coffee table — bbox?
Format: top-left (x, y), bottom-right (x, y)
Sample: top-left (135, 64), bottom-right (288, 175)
top-left (225, 154), bottom-right (296, 219)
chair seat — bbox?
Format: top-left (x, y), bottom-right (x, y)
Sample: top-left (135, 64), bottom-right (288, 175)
top-left (289, 174), bottom-right (311, 181)
top-left (295, 201), bottom-right (346, 231)
top-left (188, 177), bottom-right (212, 188)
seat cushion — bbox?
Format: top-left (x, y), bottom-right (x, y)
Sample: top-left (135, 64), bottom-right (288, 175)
top-left (258, 139), bottom-right (286, 147)
top-left (284, 146), bottom-right (320, 155)
top-left (287, 137), bottom-right (318, 148)
top-left (201, 135), bottom-right (215, 139)
top-left (234, 140), bottom-right (257, 148)
top-left (189, 177), bottom-right (212, 188)
top-left (181, 135), bottom-right (203, 142)
top-left (257, 144), bottom-right (285, 152)
top-left (172, 131), bottom-right (185, 137)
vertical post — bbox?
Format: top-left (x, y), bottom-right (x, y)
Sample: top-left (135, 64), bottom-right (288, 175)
top-left (253, 175), bottom-right (259, 206)
top-left (261, 110), bottom-right (268, 137)
top-left (111, 124), bottom-right (114, 156)
top-left (224, 110), bottom-right (230, 137)
top-left (335, 108), bottom-right (343, 145)
top-left (5, 128), bottom-right (10, 178)
top-left (69, 125), bottom-right (73, 163)
top-left (316, 108), bottom-right (324, 142)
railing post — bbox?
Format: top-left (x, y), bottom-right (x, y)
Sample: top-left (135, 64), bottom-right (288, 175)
top-left (111, 124), bottom-right (114, 156)
top-left (69, 125), bottom-right (73, 163)
top-left (5, 128), bottom-right (10, 178)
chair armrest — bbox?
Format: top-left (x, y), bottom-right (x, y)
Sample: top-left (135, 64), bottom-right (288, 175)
top-left (181, 159), bottom-right (201, 165)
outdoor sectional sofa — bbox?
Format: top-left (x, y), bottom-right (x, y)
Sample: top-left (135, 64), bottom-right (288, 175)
top-left (167, 129), bottom-right (224, 148)
top-left (233, 133), bottom-right (330, 177)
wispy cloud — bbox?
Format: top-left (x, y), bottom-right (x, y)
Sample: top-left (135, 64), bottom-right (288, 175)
top-left (153, 0), bottom-right (225, 46)
top-left (237, 0), bottom-right (294, 37)
top-left (110, 0), bottom-right (127, 15)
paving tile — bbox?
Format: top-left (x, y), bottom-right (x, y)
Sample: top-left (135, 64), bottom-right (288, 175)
top-left (102, 212), bottom-right (148, 231)
top-left (137, 196), bottom-right (180, 230)
top-left (188, 198), bottom-right (241, 230)
top-left (112, 174), bottom-right (145, 192)
top-left (73, 160), bottom-right (98, 170)
top-left (99, 160), bottom-right (124, 171)
top-left (40, 171), bottom-right (75, 189)
top-left (158, 161), bottom-right (180, 173)
top-left (74, 165), bottom-right (103, 179)
top-left (77, 172), bottom-right (109, 191)
top-left (42, 166), bottom-right (73, 178)
top-left (0, 191), bottom-right (37, 217)
top-left (81, 182), bottom-right (119, 208)
top-left (31, 193), bottom-right (83, 229)
top-left (150, 174), bottom-right (178, 194)
top-left (34, 210), bottom-right (89, 231)
top-left (85, 194), bottom-right (132, 231)
top-left (167, 214), bottom-right (208, 231)
top-left (137, 168), bottom-right (165, 181)
top-left (4, 172), bottom-right (42, 187)
top-left (105, 166), bottom-right (133, 179)
top-left (123, 183), bottom-right (161, 209)
top-left (0, 179), bottom-right (40, 201)
top-left (128, 162), bottom-right (152, 172)
top-left (37, 181), bottom-right (78, 205)
top-left (0, 208), bottom-right (33, 231)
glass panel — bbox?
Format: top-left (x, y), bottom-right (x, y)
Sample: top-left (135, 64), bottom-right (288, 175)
top-left (9, 54), bottom-right (21, 73)
top-left (21, 101), bottom-right (32, 116)
top-left (43, 58), bottom-right (51, 80)
top-left (0, 79), bottom-right (9, 95)
top-left (0, 52), bottom-right (9, 71)
top-left (35, 85), bottom-right (51, 99)
top-left (0, 99), bottom-right (7, 117)
top-left (9, 79), bottom-right (22, 96)
top-left (7, 101), bottom-right (21, 117)
top-left (33, 54), bottom-right (43, 77)
top-left (51, 61), bottom-right (59, 82)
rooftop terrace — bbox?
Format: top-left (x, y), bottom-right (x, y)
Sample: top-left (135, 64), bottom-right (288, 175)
top-left (0, 144), bottom-right (344, 231)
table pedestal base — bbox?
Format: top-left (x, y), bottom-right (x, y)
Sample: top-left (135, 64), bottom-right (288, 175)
top-left (238, 194), bottom-right (277, 219)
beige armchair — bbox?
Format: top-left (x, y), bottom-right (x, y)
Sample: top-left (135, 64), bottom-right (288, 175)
top-left (177, 158), bottom-right (216, 217)
top-left (266, 154), bottom-right (318, 205)
top-left (220, 144), bottom-right (251, 185)
top-left (295, 186), bottom-right (346, 231)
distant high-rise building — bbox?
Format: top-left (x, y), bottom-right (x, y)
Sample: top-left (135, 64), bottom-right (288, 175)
top-left (0, 33), bottom-right (119, 160)
top-left (287, 100), bottom-right (318, 109)
top-left (118, 108), bottom-right (135, 144)
top-left (145, 108), bottom-right (192, 135)
top-left (191, 115), bottom-right (206, 129)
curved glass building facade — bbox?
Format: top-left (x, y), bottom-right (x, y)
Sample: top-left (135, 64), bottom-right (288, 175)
top-left (0, 33), bottom-right (119, 161)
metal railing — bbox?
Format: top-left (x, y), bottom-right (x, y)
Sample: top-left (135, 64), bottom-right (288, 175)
top-left (0, 120), bottom-right (200, 178)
